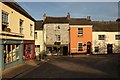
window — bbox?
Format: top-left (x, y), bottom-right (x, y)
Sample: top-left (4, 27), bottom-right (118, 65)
top-left (30, 24), bottom-right (33, 36)
top-left (78, 28), bottom-right (83, 36)
top-left (58, 25), bottom-right (60, 29)
top-left (2, 11), bottom-right (9, 31)
top-left (54, 25), bottom-right (60, 30)
top-left (19, 19), bottom-right (24, 34)
top-left (35, 45), bottom-right (40, 52)
top-left (78, 43), bottom-right (83, 51)
top-left (95, 47), bottom-right (99, 52)
top-left (98, 35), bottom-right (105, 40)
top-left (56, 35), bottom-right (60, 41)
top-left (35, 32), bottom-right (37, 39)
top-left (3, 44), bottom-right (20, 63)
top-left (115, 35), bottom-right (120, 40)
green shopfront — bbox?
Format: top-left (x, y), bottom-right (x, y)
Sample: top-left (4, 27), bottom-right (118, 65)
top-left (0, 39), bottom-right (23, 70)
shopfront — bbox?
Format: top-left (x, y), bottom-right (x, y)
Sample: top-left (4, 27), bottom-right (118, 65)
top-left (1, 39), bottom-right (23, 70)
top-left (23, 40), bottom-right (35, 60)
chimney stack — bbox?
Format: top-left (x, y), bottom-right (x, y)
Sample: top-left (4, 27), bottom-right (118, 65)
top-left (43, 13), bottom-right (46, 20)
top-left (87, 16), bottom-right (91, 21)
top-left (67, 12), bottom-right (70, 20)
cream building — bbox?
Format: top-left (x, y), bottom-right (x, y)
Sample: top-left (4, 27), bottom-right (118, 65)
top-left (43, 14), bottom-right (70, 55)
top-left (92, 21), bottom-right (120, 54)
top-left (0, 2), bottom-right (35, 70)
top-left (35, 20), bottom-right (45, 59)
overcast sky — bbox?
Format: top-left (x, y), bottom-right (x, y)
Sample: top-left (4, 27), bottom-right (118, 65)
top-left (17, 2), bottom-right (119, 21)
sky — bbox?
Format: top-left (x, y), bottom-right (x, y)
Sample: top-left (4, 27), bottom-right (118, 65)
top-left (17, 2), bottom-right (119, 21)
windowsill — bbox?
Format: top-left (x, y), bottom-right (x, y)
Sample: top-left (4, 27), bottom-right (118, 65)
top-left (78, 35), bottom-right (83, 37)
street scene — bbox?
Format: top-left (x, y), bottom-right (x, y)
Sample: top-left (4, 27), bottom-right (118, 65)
top-left (2, 54), bottom-right (120, 79)
top-left (0, 1), bottom-right (120, 80)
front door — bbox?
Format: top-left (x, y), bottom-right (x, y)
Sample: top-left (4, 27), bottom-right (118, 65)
top-left (107, 44), bottom-right (113, 54)
top-left (87, 42), bottom-right (91, 54)
top-left (63, 46), bottom-right (68, 55)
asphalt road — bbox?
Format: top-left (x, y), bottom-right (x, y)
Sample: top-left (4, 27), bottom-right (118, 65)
top-left (16, 54), bottom-right (120, 78)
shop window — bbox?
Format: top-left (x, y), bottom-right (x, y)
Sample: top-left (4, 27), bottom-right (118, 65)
top-left (28, 44), bottom-right (32, 54)
top-left (3, 44), bottom-right (20, 64)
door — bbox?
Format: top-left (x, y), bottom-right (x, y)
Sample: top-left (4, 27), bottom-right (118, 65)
top-left (87, 42), bottom-right (91, 54)
top-left (35, 45), bottom-right (40, 58)
top-left (107, 44), bottom-right (113, 54)
top-left (63, 46), bottom-right (68, 55)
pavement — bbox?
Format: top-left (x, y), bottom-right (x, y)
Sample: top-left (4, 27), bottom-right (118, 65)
top-left (1, 59), bottom-right (42, 80)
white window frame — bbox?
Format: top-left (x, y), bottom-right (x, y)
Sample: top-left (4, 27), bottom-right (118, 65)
top-left (78, 42), bottom-right (83, 51)
top-left (78, 28), bottom-right (83, 36)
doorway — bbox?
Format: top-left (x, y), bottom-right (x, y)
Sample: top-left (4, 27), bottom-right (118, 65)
top-left (107, 44), bottom-right (113, 54)
top-left (63, 46), bottom-right (68, 55)
top-left (87, 42), bottom-right (91, 54)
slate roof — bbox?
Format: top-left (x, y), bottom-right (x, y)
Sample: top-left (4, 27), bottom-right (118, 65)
top-left (35, 20), bottom-right (43, 30)
top-left (44, 16), bottom-right (69, 23)
top-left (69, 18), bottom-right (91, 25)
top-left (91, 21), bottom-right (120, 32)
top-left (3, 2), bottom-right (35, 21)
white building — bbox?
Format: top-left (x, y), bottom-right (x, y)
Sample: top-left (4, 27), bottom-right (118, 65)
top-left (35, 20), bottom-right (45, 59)
top-left (92, 21), bottom-right (120, 54)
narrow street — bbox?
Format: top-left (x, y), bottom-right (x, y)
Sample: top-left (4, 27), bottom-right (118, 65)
top-left (14, 54), bottom-right (119, 78)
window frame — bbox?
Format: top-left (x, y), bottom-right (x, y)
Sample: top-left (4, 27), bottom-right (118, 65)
top-left (30, 24), bottom-right (33, 36)
top-left (35, 32), bottom-right (37, 39)
top-left (19, 19), bottom-right (24, 34)
top-left (78, 28), bottom-right (83, 36)
top-left (78, 42), bottom-right (83, 51)
top-left (56, 35), bottom-right (61, 41)
top-left (98, 35), bottom-right (105, 40)
top-left (115, 35), bottom-right (120, 40)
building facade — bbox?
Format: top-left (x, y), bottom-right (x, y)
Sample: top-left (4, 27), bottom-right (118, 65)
top-left (35, 20), bottom-right (45, 60)
top-left (69, 17), bottom-right (93, 54)
top-left (43, 14), bottom-right (70, 55)
top-left (92, 21), bottom-right (120, 54)
top-left (0, 2), bottom-right (35, 70)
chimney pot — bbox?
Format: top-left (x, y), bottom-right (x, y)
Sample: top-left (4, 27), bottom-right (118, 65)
top-left (87, 16), bottom-right (91, 21)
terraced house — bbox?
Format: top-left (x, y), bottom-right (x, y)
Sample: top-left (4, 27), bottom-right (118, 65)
top-left (0, 2), bottom-right (35, 70)
top-left (92, 21), bottom-right (120, 54)
top-left (69, 16), bottom-right (93, 55)
top-left (35, 20), bottom-right (45, 60)
top-left (43, 13), bottom-right (70, 56)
